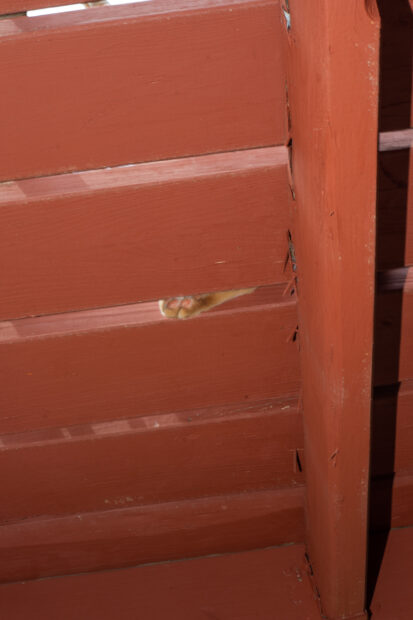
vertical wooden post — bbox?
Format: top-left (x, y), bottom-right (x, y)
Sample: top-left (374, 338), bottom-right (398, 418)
top-left (284, 1), bottom-right (380, 618)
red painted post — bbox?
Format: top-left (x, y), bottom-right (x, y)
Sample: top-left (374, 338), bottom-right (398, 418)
top-left (284, 1), bottom-right (380, 618)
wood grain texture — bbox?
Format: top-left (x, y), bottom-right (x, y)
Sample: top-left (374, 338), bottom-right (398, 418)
top-left (0, 488), bottom-right (304, 583)
top-left (1, 0), bottom-right (85, 13)
top-left (0, 397), bottom-right (303, 521)
top-left (0, 0), bottom-right (285, 181)
top-left (0, 147), bottom-right (292, 320)
top-left (285, 2), bottom-right (379, 618)
top-left (0, 545), bottom-right (321, 619)
top-left (0, 285), bottom-right (300, 434)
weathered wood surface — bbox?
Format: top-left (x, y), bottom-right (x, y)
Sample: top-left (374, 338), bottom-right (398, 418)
top-left (285, 1), bottom-right (379, 618)
top-left (2, 0), bottom-right (86, 12)
top-left (1, 476), bottom-right (410, 586)
top-left (2, 0), bottom-right (156, 13)
top-left (0, 488), bottom-right (304, 583)
top-left (0, 0), bottom-right (285, 181)
top-left (0, 285), bottom-right (300, 434)
top-left (0, 545), bottom-right (321, 620)
top-left (0, 397), bottom-right (303, 521)
top-left (0, 147), bottom-right (291, 320)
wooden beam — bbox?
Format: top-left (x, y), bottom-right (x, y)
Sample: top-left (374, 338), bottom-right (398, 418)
top-left (0, 285), bottom-right (300, 434)
top-left (0, 0), bottom-right (285, 181)
top-left (0, 397), bottom-right (303, 521)
top-left (284, 1), bottom-right (379, 618)
top-left (0, 488), bottom-right (304, 582)
top-left (2, 1), bottom-right (87, 13)
top-left (0, 546), bottom-right (320, 619)
top-left (379, 129), bottom-right (413, 151)
top-left (0, 147), bottom-right (291, 320)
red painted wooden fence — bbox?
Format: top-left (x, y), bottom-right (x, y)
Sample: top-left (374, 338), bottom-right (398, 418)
top-left (0, 147), bottom-right (291, 319)
top-left (0, 0), bottom-right (412, 618)
top-left (285, 1), bottom-right (380, 618)
top-left (0, 0), bottom-right (285, 181)
top-left (0, 0), bottom-right (303, 598)
top-left (3, 0), bottom-right (87, 11)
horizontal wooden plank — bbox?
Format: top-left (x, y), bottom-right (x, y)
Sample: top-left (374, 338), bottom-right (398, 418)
top-left (0, 544), bottom-right (320, 619)
top-left (372, 381), bottom-right (413, 477)
top-left (1, 1), bottom-right (86, 13)
top-left (375, 268), bottom-right (413, 384)
top-left (377, 149), bottom-right (413, 269)
top-left (370, 473), bottom-right (413, 531)
top-left (0, 285), bottom-right (300, 434)
top-left (379, 129), bottom-right (413, 151)
top-left (0, 147), bottom-right (291, 320)
top-left (0, 397), bottom-right (303, 521)
top-left (1, 1), bottom-right (151, 14)
top-left (0, 0), bottom-right (285, 181)
top-left (0, 487), bottom-right (304, 583)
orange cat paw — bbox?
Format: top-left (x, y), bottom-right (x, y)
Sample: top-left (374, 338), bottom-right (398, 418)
top-left (159, 296), bottom-right (206, 319)
top-left (159, 288), bottom-right (256, 320)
